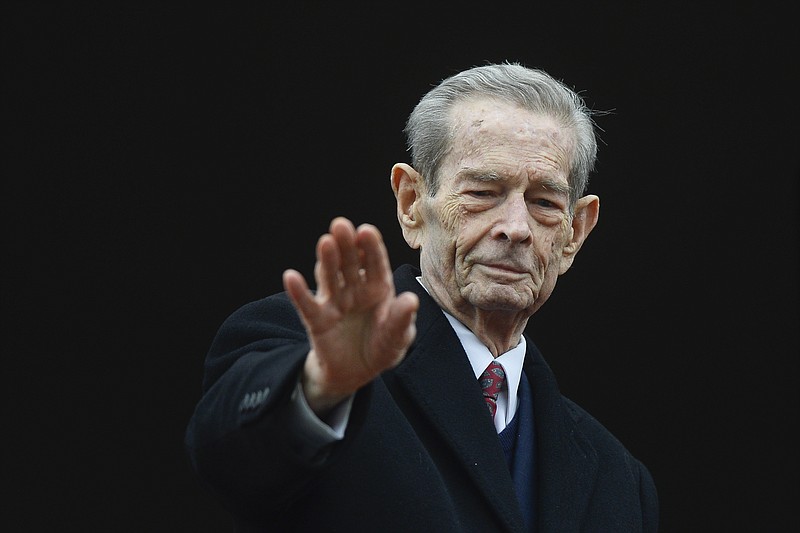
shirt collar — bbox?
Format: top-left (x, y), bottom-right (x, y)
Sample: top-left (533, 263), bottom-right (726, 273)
top-left (416, 277), bottom-right (526, 420)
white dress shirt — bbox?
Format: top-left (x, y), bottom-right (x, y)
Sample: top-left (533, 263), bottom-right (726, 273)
top-left (440, 309), bottom-right (526, 433)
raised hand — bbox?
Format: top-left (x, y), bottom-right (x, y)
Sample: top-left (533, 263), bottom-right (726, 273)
top-left (282, 217), bottom-right (419, 416)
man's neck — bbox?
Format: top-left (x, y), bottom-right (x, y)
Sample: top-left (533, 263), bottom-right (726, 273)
top-left (416, 276), bottom-right (528, 357)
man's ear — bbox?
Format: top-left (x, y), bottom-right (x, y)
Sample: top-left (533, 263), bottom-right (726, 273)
top-left (559, 194), bottom-right (600, 274)
top-left (391, 163), bottom-right (426, 249)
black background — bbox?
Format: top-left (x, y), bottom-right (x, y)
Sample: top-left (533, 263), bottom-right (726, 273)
top-left (5, 3), bottom-right (798, 531)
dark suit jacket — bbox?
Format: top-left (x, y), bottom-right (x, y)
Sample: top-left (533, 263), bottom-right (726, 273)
top-left (185, 264), bottom-right (658, 532)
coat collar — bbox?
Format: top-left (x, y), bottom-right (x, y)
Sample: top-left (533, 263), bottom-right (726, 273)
top-left (523, 344), bottom-right (600, 531)
top-left (392, 264), bottom-right (600, 532)
top-left (392, 265), bottom-right (524, 532)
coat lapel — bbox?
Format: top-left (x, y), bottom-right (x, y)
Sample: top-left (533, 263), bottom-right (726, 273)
top-left (524, 346), bottom-right (599, 532)
top-left (392, 266), bottom-right (525, 532)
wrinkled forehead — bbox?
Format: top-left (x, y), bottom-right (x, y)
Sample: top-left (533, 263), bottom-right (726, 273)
top-left (449, 97), bottom-right (571, 145)
top-left (445, 97), bottom-right (575, 175)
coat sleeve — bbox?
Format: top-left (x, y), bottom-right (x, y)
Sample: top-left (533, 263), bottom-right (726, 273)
top-left (183, 293), bottom-right (364, 522)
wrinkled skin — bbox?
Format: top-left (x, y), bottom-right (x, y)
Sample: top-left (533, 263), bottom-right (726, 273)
top-left (392, 97), bottom-right (599, 356)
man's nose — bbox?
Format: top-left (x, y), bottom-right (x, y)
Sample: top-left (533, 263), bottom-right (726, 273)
top-left (493, 195), bottom-right (532, 244)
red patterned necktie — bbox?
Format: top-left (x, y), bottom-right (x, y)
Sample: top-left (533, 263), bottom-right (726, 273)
top-left (479, 360), bottom-right (506, 419)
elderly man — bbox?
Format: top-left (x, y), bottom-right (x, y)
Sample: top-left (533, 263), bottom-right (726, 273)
top-left (186, 62), bottom-right (659, 532)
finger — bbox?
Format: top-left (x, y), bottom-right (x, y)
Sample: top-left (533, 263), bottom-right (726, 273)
top-left (379, 291), bottom-right (420, 363)
top-left (282, 269), bottom-right (320, 323)
top-left (357, 224), bottom-right (391, 284)
top-left (329, 217), bottom-right (361, 286)
top-left (314, 233), bottom-right (341, 299)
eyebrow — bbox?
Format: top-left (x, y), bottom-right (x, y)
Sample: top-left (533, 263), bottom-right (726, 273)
top-left (458, 168), bottom-right (572, 196)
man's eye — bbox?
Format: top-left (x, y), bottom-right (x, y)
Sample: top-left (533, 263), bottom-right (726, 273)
top-left (531, 198), bottom-right (556, 208)
top-left (469, 190), bottom-right (494, 197)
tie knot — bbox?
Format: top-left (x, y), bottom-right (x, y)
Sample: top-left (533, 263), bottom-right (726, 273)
top-left (480, 361), bottom-right (506, 419)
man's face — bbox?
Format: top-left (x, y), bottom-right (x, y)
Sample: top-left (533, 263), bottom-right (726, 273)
top-left (417, 98), bottom-right (577, 318)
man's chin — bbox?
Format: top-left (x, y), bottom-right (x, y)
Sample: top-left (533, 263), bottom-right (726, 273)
top-left (465, 283), bottom-right (536, 312)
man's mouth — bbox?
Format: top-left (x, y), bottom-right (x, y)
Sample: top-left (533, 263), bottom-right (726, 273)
top-left (480, 263), bottom-right (528, 275)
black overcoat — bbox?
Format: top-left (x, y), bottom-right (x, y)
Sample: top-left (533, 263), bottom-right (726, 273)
top-left (185, 264), bottom-right (658, 532)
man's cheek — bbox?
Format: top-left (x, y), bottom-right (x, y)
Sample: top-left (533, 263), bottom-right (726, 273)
top-left (438, 193), bottom-right (467, 233)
